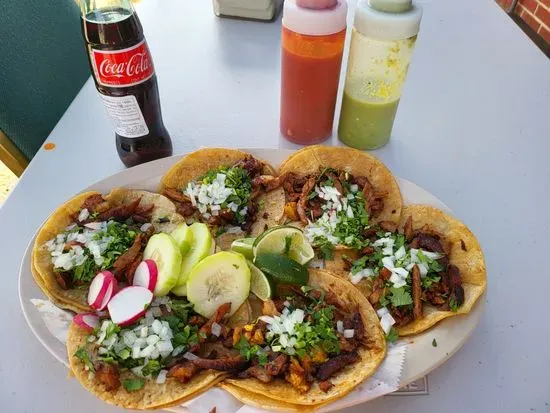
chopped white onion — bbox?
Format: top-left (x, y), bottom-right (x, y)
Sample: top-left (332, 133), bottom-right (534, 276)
top-left (211, 322), bottom-right (222, 337)
top-left (336, 320), bottom-right (344, 334)
top-left (308, 259), bottom-right (325, 269)
top-left (343, 329), bottom-right (355, 339)
top-left (376, 307), bottom-right (389, 318)
top-left (156, 369), bottom-right (168, 384)
top-left (84, 222), bottom-right (103, 230)
top-left (380, 312), bottom-right (396, 334)
top-left (78, 208), bottom-right (89, 222)
top-left (183, 352), bottom-right (198, 361)
top-left (140, 223), bottom-right (153, 232)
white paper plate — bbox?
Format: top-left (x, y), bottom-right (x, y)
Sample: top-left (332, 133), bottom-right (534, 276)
top-left (19, 149), bottom-right (484, 409)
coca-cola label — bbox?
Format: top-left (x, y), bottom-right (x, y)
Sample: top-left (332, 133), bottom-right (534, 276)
top-left (90, 40), bottom-right (154, 87)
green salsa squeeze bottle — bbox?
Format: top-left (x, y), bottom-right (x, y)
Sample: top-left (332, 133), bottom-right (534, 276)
top-left (338, 0), bottom-right (422, 150)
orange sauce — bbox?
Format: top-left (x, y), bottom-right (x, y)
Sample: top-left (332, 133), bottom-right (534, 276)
top-left (280, 27), bottom-right (346, 144)
top-left (43, 142), bottom-right (56, 150)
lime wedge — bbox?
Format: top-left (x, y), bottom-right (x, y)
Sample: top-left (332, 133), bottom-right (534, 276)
top-left (254, 253), bottom-right (309, 286)
top-left (253, 225), bottom-right (314, 265)
top-left (230, 237), bottom-right (255, 260)
top-left (247, 260), bottom-right (274, 301)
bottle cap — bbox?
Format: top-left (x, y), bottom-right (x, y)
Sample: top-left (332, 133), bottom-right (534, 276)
top-left (355, 0), bottom-right (422, 41)
top-left (296, 0), bottom-right (338, 9)
top-left (283, 0), bottom-right (348, 36)
top-left (369, 0), bottom-right (412, 13)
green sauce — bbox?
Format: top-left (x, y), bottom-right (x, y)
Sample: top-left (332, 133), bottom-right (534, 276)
top-left (338, 90), bottom-right (400, 150)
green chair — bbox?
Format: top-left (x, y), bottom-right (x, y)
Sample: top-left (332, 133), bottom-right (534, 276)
top-left (0, 0), bottom-right (90, 175)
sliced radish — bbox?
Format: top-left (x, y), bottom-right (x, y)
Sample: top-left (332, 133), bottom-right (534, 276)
top-left (73, 313), bottom-right (99, 332)
top-left (88, 271), bottom-right (117, 310)
top-left (107, 286), bottom-right (153, 326)
top-left (132, 259), bottom-right (158, 292)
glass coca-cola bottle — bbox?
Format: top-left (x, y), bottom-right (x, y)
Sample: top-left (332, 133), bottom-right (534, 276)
top-left (80, 0), bottom-right (172, 167)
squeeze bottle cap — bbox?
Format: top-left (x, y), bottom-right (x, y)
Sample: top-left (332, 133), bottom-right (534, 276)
top-left (283, 0), bottom-right (348, 36)
top-left (369, 0), bottom-right (412, 13)
top-left (355, 0), bottom-right (422, 41)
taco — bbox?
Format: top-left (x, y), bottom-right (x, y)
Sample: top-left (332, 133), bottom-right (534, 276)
top-left (32, 189), bottom-right (183, 312)
top-left (67, 297), bottom-right (232, 409)
top-left (159, 148), bottom-right (286, 250)
top-left (220, 382), bottom-right (317, 412)
top-left (343, 205), bottom-right (487, 337)
top-left (278, 146), bottom-right (402, 259)
top-left (220, 269), bottom-right (386, 409)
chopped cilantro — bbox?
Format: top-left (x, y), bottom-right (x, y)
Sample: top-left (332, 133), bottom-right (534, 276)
top-left (74, 347), bottom-right (94, 371)
top-left (170, 299), bottom-right (194, 323)
top-left (449, 297), bottom-right (459, 312)
top-left (432, 338), bottom-right (438, 347)
top-left (422, 275), bottom-right (441, 289)
top-left (235, 337), bottom-right (267, 365)
top-left (118, 348), bottom-right (130, 360)
top-left (60, 221), bottom-right (138, 284)
top-left (386, 327), bottom-right (399, 343)
top-left (390, 287), bottom-right (413, 307)
top-left (314, 237), bottom-right (334, 260)
top-left (350, 256), bottom-right (369, 274)
top-left (201, 166), bottom-right (252, 224)
top-left (172, 325), bottom-right (199, 350)
top-left (141, 359), bottom-right (162, 377)
top-left (379, 294), bottom-right (390, 308)
top-left (332, 193), bottom-right (370, 249)
top-left (122, 378), bottom-right (145, 392)
top-left (104, 321), bottom-right (120, 339)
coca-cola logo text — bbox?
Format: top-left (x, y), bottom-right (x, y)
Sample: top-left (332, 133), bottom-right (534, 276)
top-left (91, 40), bottom-right (155, 87)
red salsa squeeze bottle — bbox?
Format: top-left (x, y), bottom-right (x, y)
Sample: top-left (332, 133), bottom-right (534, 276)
top-left (280, 0), bottom-right (348, 145)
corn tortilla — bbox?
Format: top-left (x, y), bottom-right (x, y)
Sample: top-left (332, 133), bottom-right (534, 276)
top-left (395, 205), bottom-right (487, 336)
top-left (224, 269), bottom-right (386, 407)
top-left (66, 323), bottom-right (225, 410)
top-left (32, 189), bottom-right (183, 312)
top-left (159, 148), bottom-right (286, 246)
top-left (279, 146), bottom-right (402, 225)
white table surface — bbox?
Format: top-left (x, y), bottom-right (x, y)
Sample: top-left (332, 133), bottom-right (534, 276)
top-left (2, 0), bottom-right (549, 412)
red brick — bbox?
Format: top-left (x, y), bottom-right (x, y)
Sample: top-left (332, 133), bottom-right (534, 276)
top-left (519, 0), bottom-right (538, 13)
top-left (498, 0), bottom-right (513, 9)
top-left (539, 0), bottom-right (550, 9)
top-left (519, 5), bottom-right (542, 31)
top-left (535, 3), bottom-right (550, 26)
top-left (538, 24), bottom-right (550, 43)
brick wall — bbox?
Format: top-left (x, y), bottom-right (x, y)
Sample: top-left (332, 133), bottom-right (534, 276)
top-left (497, 0), bottom-right (550, 44)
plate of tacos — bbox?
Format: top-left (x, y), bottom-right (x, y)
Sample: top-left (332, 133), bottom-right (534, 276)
top-left (19, 146), bottom-right (487, 411)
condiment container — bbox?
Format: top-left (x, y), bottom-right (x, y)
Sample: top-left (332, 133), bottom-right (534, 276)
top-left (338, 0), bottom-right (422, 149)
top-left (280, 0), bottom-right (348, 144)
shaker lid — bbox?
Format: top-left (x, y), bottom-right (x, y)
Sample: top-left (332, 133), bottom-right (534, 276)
top-left (355, 0), bottom-right (422, 40)
top-left (283, 0), bottom-right (348, 36)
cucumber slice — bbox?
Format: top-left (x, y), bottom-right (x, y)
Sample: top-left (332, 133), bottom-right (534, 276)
top-left (254, 253), bottom-right (309, 286)
top-left (171, 223), bottom-right (213, 296)
top-left (142, 233), bottom-right (182, 296)
top-left (171, 223), bottom-right (194, 255)
top-left (186, 251), bottom-right (251, 318)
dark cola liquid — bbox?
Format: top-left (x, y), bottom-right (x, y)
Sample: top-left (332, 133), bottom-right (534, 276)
top-left (82, 7), bottom-right (172, 167)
